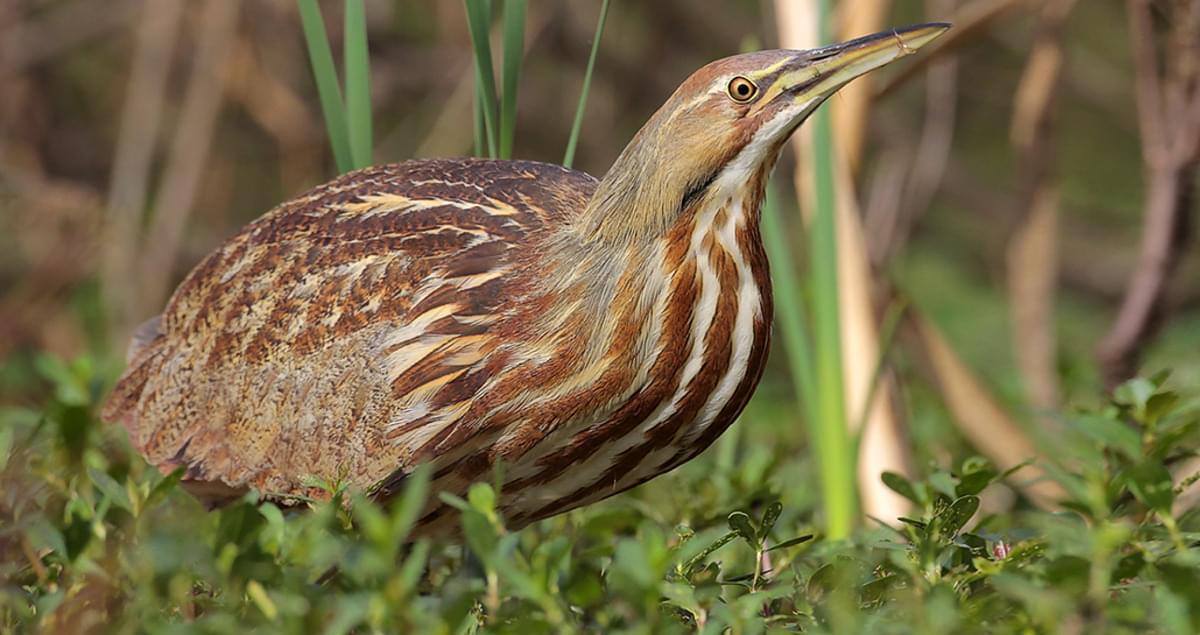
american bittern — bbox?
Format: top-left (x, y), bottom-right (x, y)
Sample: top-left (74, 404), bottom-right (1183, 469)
top-left (104, 24), bottom-right (948, 534)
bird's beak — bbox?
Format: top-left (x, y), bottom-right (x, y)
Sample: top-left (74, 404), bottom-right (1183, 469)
top-left (778, 22), bottom-right (950, 106)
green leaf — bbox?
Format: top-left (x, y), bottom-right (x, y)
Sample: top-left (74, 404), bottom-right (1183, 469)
top-left (1114, 377), bottom-right (1156, 421)
top-left (766, 534), bottom-right (814, 552)
top-left (464, 0), bottom-right (499, 158)
top-left (389, 463), bottom-right (432, 541)
top-left (144, 466), bottom-right (184, 509)
top-left (89, 467), bottom-right (131, 511)
top-left (882, 471), bottom-right (922, 505)
top-left (931, 495), bottom-right (979, 539)
top-left (682, 531), bottom-right (738, 576)
top-left (1073, 414), bottom-right (1143, 459)
top-left (498, 0), bottom-right (525, 159)
top-left (1125, 461), bottom-right (1175, 514)
top-left (461, 508), bottom-right (498, 564)
top-left (727, 511), bottom-right (758, 548)
top-left (297, 0), bottom-right (352, 172)
top-left (1146, 391), bottom-right (1181, 427)
top-left (397, 539), bottom-right (431, 595)
top-left (562, 0), bottom-right (610, 168)
top-left (246, 580), bottom-right (278, 621)
top-left (342, 0), bottom-right (372, 169)
top-left (758, 501), bottom-right (783, 541)
top-left (956, 463), bottom-right (998, 497)
top-left (928, 471), bottom-right (959, 501)
top-left (467, 482), bottom-right (497, 516)
top-left (898, 516), bottom-right (927, 530)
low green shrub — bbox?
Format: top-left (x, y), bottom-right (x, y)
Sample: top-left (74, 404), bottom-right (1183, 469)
top-left (2, 358), bottom-right (1199, 633)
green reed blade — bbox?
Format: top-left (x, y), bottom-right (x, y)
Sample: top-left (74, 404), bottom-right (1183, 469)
top-left (808, 0), bottom-right (856, 540)
top-left (761, 189), bottom-right (818, 419)
top-left (464, 0), bottom-right (499, 158)
top-left (343, 0), bottom-right (372, 169)
top-left (562, 0), bottom-right (610, 168)
top-left (473, 80), bottom-right (485, 157)
top-left (498, 0), bottom-right (526, 159)
top-left (298, 0), bottom-right (352, 173)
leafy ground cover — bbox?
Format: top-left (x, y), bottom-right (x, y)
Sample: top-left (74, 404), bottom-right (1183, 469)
top-left (2, 358), bottom-right (1199, 633)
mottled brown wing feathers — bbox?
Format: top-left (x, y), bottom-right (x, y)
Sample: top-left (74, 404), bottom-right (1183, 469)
top-left (102, 158), bottom-right (596, 504)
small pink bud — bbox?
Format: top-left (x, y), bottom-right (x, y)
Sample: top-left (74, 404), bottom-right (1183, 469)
top-left (992, 541), bottom-right (1011, 560)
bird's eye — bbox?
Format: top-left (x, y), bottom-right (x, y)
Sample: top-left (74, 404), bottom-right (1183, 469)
top-left (727, 76), bottom-right (758, 103)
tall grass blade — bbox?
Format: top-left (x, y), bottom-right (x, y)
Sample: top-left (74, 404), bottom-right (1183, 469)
top-left (464, 0), bottom-right (499, 158)
top-left (809, 0), bottom-right (856, 539)
top-left (562, 0), bottom-right (610, 168)
top-left (761, 190), bottom-right (817, 416)
top-left (473, 81), bottom-right (485, 157)
top-left (343, 0), bottom-right (372, 169)
top-left (297, 0), bottom-right (352, 173)
top-left (498, 0), bottom-right (526, 159)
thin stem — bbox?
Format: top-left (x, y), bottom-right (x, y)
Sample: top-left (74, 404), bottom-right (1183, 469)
top-left (297, 0), bottom-right (352, 173)
top-left (499, 0), bottom-right (526, 159)
top-left (563, 0), bottom-right (610, 168)
top-left (809, 0), bottom-right (856, 540)
top-left (343, 0), bottom-right (372, 169)
top-left (464, 0), bottom-right (499, 158)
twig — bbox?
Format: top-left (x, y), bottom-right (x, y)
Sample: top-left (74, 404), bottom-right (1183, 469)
top-left (1096, 0), bottom-right (1200, 387)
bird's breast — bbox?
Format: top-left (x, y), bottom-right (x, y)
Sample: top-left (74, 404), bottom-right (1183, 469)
top-left (488, 193), bottom-right (774, 527)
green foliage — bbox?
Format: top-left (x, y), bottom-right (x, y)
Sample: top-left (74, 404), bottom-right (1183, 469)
top-left (4, 360), bottom-right (1200, 632)
top-left (562, 0), bottom-right (610, 168)
top-left (298, 0), bottom-right (372, 173)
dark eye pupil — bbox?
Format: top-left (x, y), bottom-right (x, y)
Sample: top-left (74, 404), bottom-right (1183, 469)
top-left (737, 84), bottom-right (749, 95)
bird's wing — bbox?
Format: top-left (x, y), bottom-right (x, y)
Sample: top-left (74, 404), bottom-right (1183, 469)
top-left (103, 158), bottom-right (596, 504)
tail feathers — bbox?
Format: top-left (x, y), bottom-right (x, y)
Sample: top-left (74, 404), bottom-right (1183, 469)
top-left (101, 314), bottom-right (166, 444)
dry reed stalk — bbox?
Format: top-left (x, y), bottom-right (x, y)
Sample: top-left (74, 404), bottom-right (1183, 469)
top-left (1006, 0), bottom-right (1078, 412)
top-left (139, 0), bottom-right (240, 321)
top-left (101, 0), bottom-right (185, 347)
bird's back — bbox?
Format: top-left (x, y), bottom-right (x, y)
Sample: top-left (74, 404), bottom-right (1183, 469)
top-left (104, 158), bottom-right (597, 507)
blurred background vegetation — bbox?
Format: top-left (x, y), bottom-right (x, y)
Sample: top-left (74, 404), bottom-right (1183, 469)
top-left (3, 0), bottom-right (1200, 631)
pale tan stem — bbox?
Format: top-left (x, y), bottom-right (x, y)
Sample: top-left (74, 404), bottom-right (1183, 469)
top-left (101, 0), bottom-right (185, 347)
top-left (833, 0), bottom-right (892, 175)
top-left (139, 1), bottom-right (241, 319)
top-left (1007, 187), bottom-right (1061, 410)
top-left (1006, 0), bottom-right (1077, 412)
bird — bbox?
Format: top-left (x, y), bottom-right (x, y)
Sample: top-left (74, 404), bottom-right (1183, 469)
top-left (103, 23), bottom-right (948, 535)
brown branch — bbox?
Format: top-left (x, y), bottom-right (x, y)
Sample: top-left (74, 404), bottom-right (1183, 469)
top-left (1097, 0), bottom-right (1200, 388)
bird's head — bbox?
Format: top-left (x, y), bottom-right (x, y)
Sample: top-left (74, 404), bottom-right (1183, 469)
top-left (581, 22), bottom-right (949, 242)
